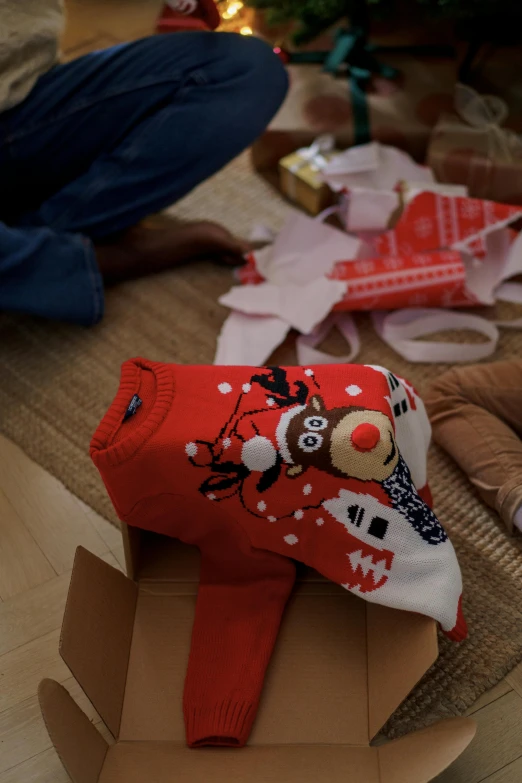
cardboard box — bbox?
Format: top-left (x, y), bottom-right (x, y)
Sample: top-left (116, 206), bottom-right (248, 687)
top-left (428, 113), bottom-right (522, 204)
top-left (39, 526), bottom-right (476, 783)
top-left (279, 149), bottom-right (336, 214)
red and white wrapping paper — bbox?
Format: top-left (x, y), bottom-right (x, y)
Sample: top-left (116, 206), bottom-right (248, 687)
top-left (374, 192), bottom-right (522, 258)
top-left (217, 190), bottom-right (522, 365)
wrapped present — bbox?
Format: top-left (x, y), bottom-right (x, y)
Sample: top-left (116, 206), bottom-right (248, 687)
top-left (252, 53), bottom-right (458, 173)
top-left (278, 135), bottom-right (337, 214)
top-left (427, 84), bottom-right (522, 205)
top-left (224, 192), bottom-right (522, 366)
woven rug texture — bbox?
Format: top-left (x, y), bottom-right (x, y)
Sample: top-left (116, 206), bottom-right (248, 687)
top-left (0, 152), bottom-right (521, 738)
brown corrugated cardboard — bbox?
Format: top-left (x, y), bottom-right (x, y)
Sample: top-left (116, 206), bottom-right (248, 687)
top-left (39, 527), bottom-right (476, 782)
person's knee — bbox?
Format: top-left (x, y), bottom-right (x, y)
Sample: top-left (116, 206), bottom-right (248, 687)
top-left (218, 33), bottom-right (288, 112)
top-left (424, 368), bottom-right (467, 421)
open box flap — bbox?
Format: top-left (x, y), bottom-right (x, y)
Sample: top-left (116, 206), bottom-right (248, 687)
top-left (377, 717), bottom-right (476, 783)
top-left (60, 547), bottom-right (138, 738)
top-left (38, 679), bottom-right (108, 783)
top-left (367, 603), bottom-right (438, 738)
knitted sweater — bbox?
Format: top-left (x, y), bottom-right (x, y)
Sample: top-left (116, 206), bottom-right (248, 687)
top-left (0, 0), bottom-right (64, 113)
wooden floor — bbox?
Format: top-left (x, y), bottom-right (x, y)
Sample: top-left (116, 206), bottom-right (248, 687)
top-left (1, 1), bottom-right (522, 780)
top-left (0, 439), bottom-right (521, 783)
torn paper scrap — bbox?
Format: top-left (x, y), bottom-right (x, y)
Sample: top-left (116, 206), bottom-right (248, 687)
top-left (463, 230), bottom-right (513, 306)
top-left (253, 211), bottom-right (360, 286)
top-left (375, 192), bottom-right (522, 257)
top-left (219, 277), bottom-right (348, 335)
top-left (341, 187), bottom-right (400, 232)
top-left (329, 250), bottom-right (468, 311)
top-left (321, 142), bottom-right (434, 193)
top-left (401, 180), bottom-right (468, 204)
top-left (321, 141), bottom-right (380, 177)
top-left (214, 311), bottom-right (290, 366)
top-left (296, 313), bottom-right (360, 365)
top-left (248, 222), bottom-right (277, 245)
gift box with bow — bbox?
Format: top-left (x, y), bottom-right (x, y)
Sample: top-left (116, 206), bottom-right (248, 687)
top-left (278, 135), bottom-right (337, 215)
top-left (428, 84), bottom-right (522, 205)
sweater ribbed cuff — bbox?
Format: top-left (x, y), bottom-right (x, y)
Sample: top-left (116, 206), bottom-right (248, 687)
top-left (185, 700), bottom-right (255, 748)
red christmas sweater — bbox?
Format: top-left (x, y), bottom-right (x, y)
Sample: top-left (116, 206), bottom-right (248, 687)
top-left (91, 360), bottom-right (465, 638)
top-left (91, 360), bottom-right (466, 749)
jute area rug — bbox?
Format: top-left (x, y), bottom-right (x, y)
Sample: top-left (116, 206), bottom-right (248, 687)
top-left (0, 152), bottom-right (521, 738)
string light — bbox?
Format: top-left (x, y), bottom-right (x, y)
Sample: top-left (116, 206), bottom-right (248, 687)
top-left (222, 0), bottom-right (243, 19)
top-left (240, 25), bottom-right (253, 35)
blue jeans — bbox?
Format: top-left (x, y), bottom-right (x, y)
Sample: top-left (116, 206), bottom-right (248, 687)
top-left (0, 33), bottom-right (287, 325)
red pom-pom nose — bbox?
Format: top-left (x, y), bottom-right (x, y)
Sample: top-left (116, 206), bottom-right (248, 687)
top-left (351, 423), bottom-right (381, 452)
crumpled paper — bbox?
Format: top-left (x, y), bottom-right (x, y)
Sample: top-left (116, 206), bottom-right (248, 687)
top-left (216, 150), bottom-right (522, 365)
top-left (320, 141), bottom-right (434, 192)
top-left (319, 141), bottom-right (435, 234)
top-left (216, 212), bottom-right (358, 364)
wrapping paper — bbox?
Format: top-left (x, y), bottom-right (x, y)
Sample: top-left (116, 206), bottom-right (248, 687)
top-left (375, 192), bottom-right (522, 259)
top-left (217, 179), bottom-right (522, 365)
top-left (329, 250), bottom-right (469, 311)
top-left (428, 84), bottom-right (522, 205)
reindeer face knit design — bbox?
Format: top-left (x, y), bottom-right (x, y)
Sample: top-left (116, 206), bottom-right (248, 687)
top-left (91, 360), bottom-right (466, 748)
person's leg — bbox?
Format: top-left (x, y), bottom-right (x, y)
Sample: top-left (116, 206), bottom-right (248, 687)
top-left (0, 32), bottom-right (287, 320)
top-left (0, 223), bottom-right (103, 325)
top-left (4, 33), bottom-right (288, 238)
top-left (425, 360), bottom-right (522, 534)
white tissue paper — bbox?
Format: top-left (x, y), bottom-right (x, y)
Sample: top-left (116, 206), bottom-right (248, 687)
top-left (321, 141), bottom-right (434, 193)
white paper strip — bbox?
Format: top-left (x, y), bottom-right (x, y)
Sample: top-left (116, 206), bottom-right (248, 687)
top-left (214, 311), bottom-right (290, 366)
top-left (296, 313), bottom-right (361, 365)
top-left (372, 308), bottom-right (500, 363)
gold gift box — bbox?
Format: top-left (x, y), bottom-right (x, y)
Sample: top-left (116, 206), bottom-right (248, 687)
top-left (279, 150), bottom-right (336, 215)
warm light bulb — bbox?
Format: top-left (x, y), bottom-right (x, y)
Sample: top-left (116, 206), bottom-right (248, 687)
top-left (222, 0), bottom-right (242, 18)
top-left (240, 25), bottom-right (252, 35)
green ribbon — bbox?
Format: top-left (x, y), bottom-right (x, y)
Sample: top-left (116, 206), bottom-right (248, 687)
top-left (289, 27), bottom-right (400, 147)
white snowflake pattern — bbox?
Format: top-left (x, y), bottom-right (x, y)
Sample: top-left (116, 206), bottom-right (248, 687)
top-left (294, 509), bottom-right (304, 520)
top-left (242, 383), bottom-right (251, 393)
top-left (267, 516), bottom-right (277, 523)
top-left (355, 260), bottom-right (375, 275)
top-left (222, 438), bottom-right (231, 449)
top-left (411, 254), bottom-right (431, 266)
top-left (208, 493), bottom-right (216, 500)
top-left (185, 442), bottom-right (198, 457)
top-left (440, 251), bottom-right (458, 262)
top-left (460, 199), bottom-right (482, 220)
top-left (345, 384), bottom-right (362, 396)
top-left (218, 382), bottom-right (232, 394)
top-left (316, 518), bottom-right (325, 526)
top-left (413, 217), bottom-right (433, 238)
top-left (383, 257), bottom-right (404, 270)
top-left (266, 397), bottom-right (275, 406)
top-left (284, 534), bottom-right (298, 545)
top-left (303, 484), bottom-right (312, 495)
top-left (304, 369), bottom-right (314, 377)
top-left (257, 501), bottom-right (267, 512)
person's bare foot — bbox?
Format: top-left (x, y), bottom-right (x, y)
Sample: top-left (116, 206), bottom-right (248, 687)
top-left (94, 220), bottom-right (250, 284)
